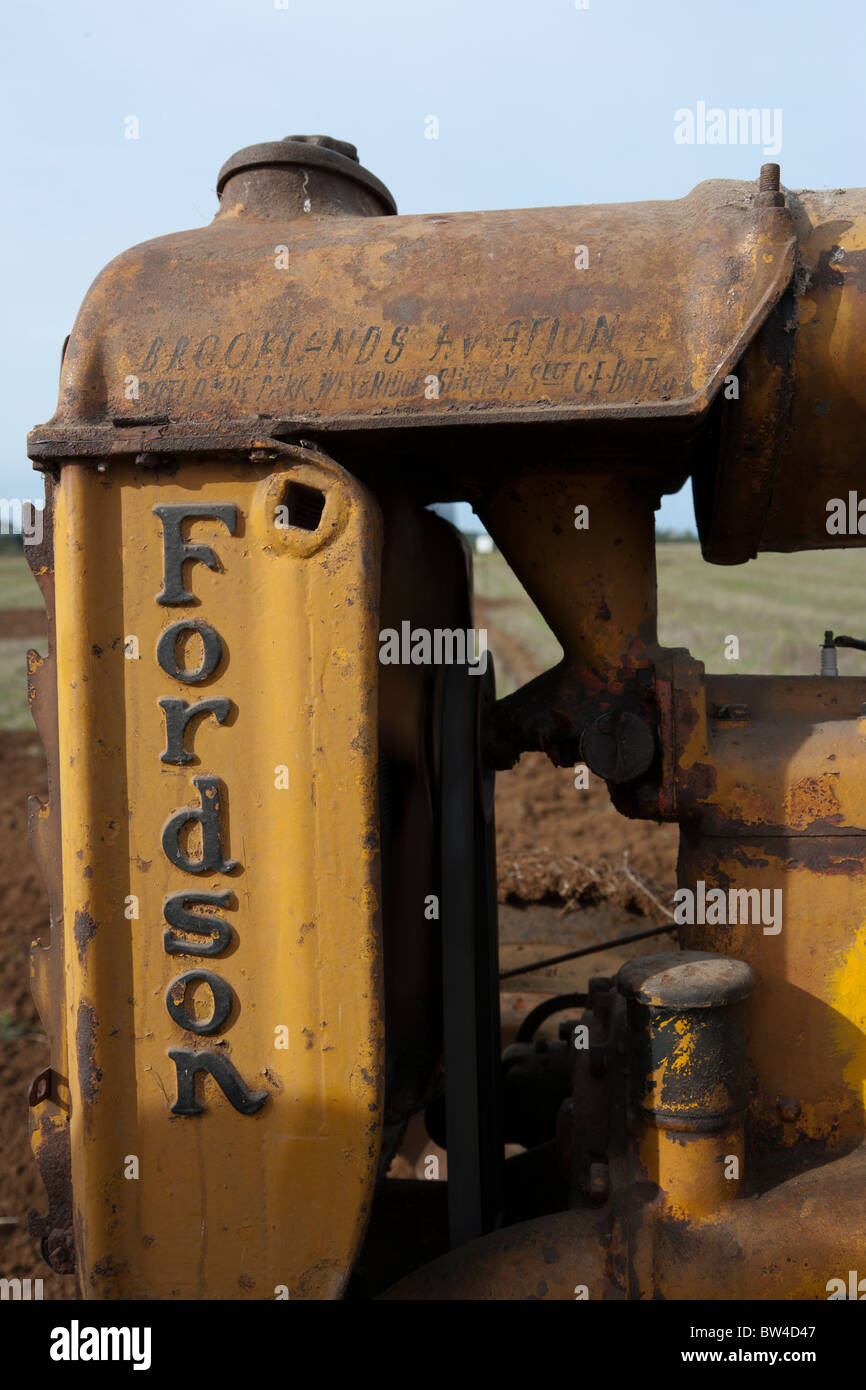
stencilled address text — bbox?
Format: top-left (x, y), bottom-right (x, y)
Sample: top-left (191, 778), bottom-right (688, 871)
top-left (128, 313), bottom-right (685, 411)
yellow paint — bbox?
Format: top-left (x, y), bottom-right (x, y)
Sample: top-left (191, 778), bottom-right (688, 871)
top-left (638, 1119), bottom-right (744, 1220)
top-left (668, 1016), bottom-right (696, 1074)
top-left (52, 450), bottom-right (384, 1299)
top-left (830, 922), bottom-right (866, 1110)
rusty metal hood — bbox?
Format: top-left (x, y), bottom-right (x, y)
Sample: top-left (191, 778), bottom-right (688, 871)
top-left (30, 165), bottom-right (797, 460)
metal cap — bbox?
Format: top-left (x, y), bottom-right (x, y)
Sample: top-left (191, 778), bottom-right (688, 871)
top-left (617, 951), bottom-right (756, 1009)
top-left (216, 135), bottom-right (397, 213)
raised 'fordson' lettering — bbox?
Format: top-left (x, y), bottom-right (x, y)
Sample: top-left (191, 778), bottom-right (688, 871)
top-left (154, 502), bottom-right (267, 1117)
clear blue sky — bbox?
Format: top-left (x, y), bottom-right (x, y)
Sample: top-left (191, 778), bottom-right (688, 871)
top-left (3, 0), bottom-right (863, 530)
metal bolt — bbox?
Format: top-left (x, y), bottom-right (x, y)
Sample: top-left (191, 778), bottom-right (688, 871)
top-left (756, 163), bottom-right (785, 208)
top-left (582, 707), bottom-right (655, 784)
top-left (778, 1096), bottom-right (801, 1123)
top-left (759, 163), bottom-right (780, 192)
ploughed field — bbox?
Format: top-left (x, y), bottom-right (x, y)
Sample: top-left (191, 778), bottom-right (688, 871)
top-left (0, 541), bottom-right (862, 1283)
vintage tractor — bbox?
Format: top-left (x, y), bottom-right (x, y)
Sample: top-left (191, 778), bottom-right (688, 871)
top-left (24, 135), bottom-right (866, 1298)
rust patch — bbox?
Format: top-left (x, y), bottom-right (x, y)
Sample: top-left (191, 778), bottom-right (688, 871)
top-left (680, 760), bottom-right (718, 807)
top-left (74, 907), bottom-right (98, 963)
top-left (90, 1254), bottom-right (131, 1289)
top-left (698, 824), bottom-right (866, 867)
top-left (76, 1001), bottom-right (102, 1105)
top-left (809, 246), bottom-right (845, 291)
top-left (785, 836), bottom-right (866, 876)
top-left (27, 1117), bottom-right (75, 1275)
top-left (786, 772), bottom-right (842, 828)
